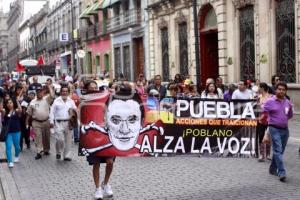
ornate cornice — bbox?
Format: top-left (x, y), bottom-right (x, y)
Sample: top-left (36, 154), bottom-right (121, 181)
top-left (158, 18), bottom-right (168, 29)
top-left (175, 10), bottom-right (187, 24)
top-left (232, 0), bottom-right (255, 9)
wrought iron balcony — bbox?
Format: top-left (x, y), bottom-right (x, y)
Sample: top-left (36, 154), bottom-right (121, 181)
top-left (79, 28), bottom-right (88, 41)
top-left (107, 8), bottom-right (141, 33)
top-left (87, 24), bottom-right (97, 40)
top-left (96, 21), bottom-right (107, 36)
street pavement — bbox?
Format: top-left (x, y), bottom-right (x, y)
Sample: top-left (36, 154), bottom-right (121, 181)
top-left (0, 117), bottom-right (300, 200)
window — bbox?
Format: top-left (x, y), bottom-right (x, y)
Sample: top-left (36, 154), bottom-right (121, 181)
top-left (86, 52), bottom-right (92, 74)
top-left (179, 22), bottom-right (188, 76)
top-left (104, 53), bottom-right (110, 72)
top-left (239, 6), bottom-right (255, 81)
top-left (95, 55), bottom-right (100, 74)
top-left (123, 0), bottom-right (129, 11)
top-left (161, 28), bottom-right (169, 81)
top-left (123, 45), bottom-right (131, 80)
top-left (114, 47), bottom-right (121, 79)
top-left (276, 0), bottom-right (295, 83)
top-left (201, 7), bottom-right (217, 32)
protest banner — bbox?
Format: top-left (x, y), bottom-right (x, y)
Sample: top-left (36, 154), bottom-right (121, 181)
top-left (79, 90), bottom-right (258, 157)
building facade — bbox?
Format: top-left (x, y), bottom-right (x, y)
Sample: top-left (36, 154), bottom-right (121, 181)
top-left (79, 0), bottom-right (111, 76)
top-left (7, 0), bottom-right (21, 72)
top-left (18, 19), bottom-right (31, 60)
top-left (28, 2), bottom-right (49, 61)
top-left (147, 0), bottom-right (195, 82)
top-left (104, 0), bottom-right (148, 81)
top-left (46, 0), bottom-right (83, 76)
top-left (19, 0), bottom-right (47, 61)
top-left (0, 10), bottom-right (8, 71)
top-left (147, 0), bottom-right (300, 109)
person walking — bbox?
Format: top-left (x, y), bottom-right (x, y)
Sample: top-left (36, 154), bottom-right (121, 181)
top-left (1, 97), bottom-right (22, 168)
top-left (49, 85), bottom-right (77, 161)
top-left (26, 84), bottom-right (54, 159)
top-left (263, 82), bottom-right (293, 182)
top-left (257, 82), bottom-right (273, 162)
top-left (82, 80), bottom-right (114, 199)
top-left (12, 84), bottom-right (30, 150)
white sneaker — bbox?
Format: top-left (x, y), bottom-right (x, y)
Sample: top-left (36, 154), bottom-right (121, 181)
top-left (101, 182), bottom-right (113, 197)
top-left (8, 162), bottom-right (14, 168)
top-left (14, 157), bottom-right (20, 163)
top-left (94, 188), bottom-right (103, 200)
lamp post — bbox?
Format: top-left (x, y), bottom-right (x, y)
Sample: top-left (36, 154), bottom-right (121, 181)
top-left (193, 0), bottom-right (201, 88)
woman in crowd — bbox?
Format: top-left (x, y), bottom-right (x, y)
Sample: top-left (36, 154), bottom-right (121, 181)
top-left (201, 83), bottom-right (221, 99)
top-left (135, 80), bottom-right (145, 96)
top-left (187, 84), bottom-right (199, 98)
top-left (257, 82), bottom-right (272, 161)
top-left (1, 97), bottom-right (22, 168)
top-left (174, 74), bottom-right (183, 84)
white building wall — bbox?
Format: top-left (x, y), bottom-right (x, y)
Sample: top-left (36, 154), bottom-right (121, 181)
top-left (19, 26), bottom-right (29, 52)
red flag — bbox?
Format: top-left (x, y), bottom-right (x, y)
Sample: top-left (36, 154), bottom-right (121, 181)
top-left (16, 61), bottom-right (25, 72)
top-left (37, 56), bottom-right (44, 65)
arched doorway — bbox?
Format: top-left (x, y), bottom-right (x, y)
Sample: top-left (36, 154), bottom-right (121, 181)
top-left (199, 4), bottom-right (219, 88)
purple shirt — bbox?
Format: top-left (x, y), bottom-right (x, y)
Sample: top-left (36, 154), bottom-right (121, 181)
top-left (263, 96), bottom-right (293, 128)
top-left (223, 91), bottom-right (232, 101)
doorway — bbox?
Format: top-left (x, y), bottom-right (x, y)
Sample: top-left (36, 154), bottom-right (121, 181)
top-left (199, 4), bottom-right (219, 88)
top-left (134, 37), bottom-right (144, 80)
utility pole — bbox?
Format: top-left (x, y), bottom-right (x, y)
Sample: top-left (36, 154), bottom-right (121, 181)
top-left (193, 0), bottom-right (201, 88)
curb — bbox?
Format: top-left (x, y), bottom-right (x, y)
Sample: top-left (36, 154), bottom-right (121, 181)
top-left (0, 144), bottom-right (21, 200)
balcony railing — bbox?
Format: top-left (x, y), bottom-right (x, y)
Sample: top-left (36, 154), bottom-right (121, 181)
top-left (87, 25), bottom-right (97, 40)
top-left (107, 8), bottom-right (141, 33)
top-left (47, 39), bottom-right (59, 51)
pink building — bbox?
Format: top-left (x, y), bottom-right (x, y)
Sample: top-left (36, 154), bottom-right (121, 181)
top-left (79, 0), bottom-right (111, 76)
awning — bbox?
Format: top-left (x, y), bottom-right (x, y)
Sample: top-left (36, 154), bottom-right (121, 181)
top-left (87, 2), bottom-right (101, 15)
top-left (102, 0), bottom-right (120, 9)
top-left (92, 0), bottom-right (104, 12)
top-left (79, 6), bottom-right (91, 19)
top-left (20, 59), bottom-right (38, 66)
top-left (37, 27), bottom-right (46, 36)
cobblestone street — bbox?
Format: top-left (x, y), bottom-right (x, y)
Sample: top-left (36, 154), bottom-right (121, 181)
top-left (1, 116), bottom-right (300, 200)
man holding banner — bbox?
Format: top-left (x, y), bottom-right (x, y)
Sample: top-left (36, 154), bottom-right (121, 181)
top-left (263, 82), bottom-right (293, 182)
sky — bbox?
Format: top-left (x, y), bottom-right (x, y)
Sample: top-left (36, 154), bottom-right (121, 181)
top-left (1, 0), bottom-right (53, 13)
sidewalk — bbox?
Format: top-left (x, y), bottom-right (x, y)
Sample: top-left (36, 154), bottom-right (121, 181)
top-left (0, 145), bottom-right (21, 200)
top-left (0, 116), bottom-right (300, 200)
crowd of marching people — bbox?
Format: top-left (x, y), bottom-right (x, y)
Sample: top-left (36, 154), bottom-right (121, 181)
top-left (0, 71), bottom-right (295, 199)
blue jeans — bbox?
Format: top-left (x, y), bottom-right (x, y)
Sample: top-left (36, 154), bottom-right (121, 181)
top-left (269, 127), bottom-right (289, 177)
top-left (5, 132), bottom-right (21, 163)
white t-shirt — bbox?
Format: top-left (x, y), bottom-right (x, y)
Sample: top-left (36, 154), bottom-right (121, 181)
top-left (201, 88), bottom-right (223, 99)
top-left (231, 89), bottom-right (253, 100)
top-left (201, 93), bottom-right (220, 99)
